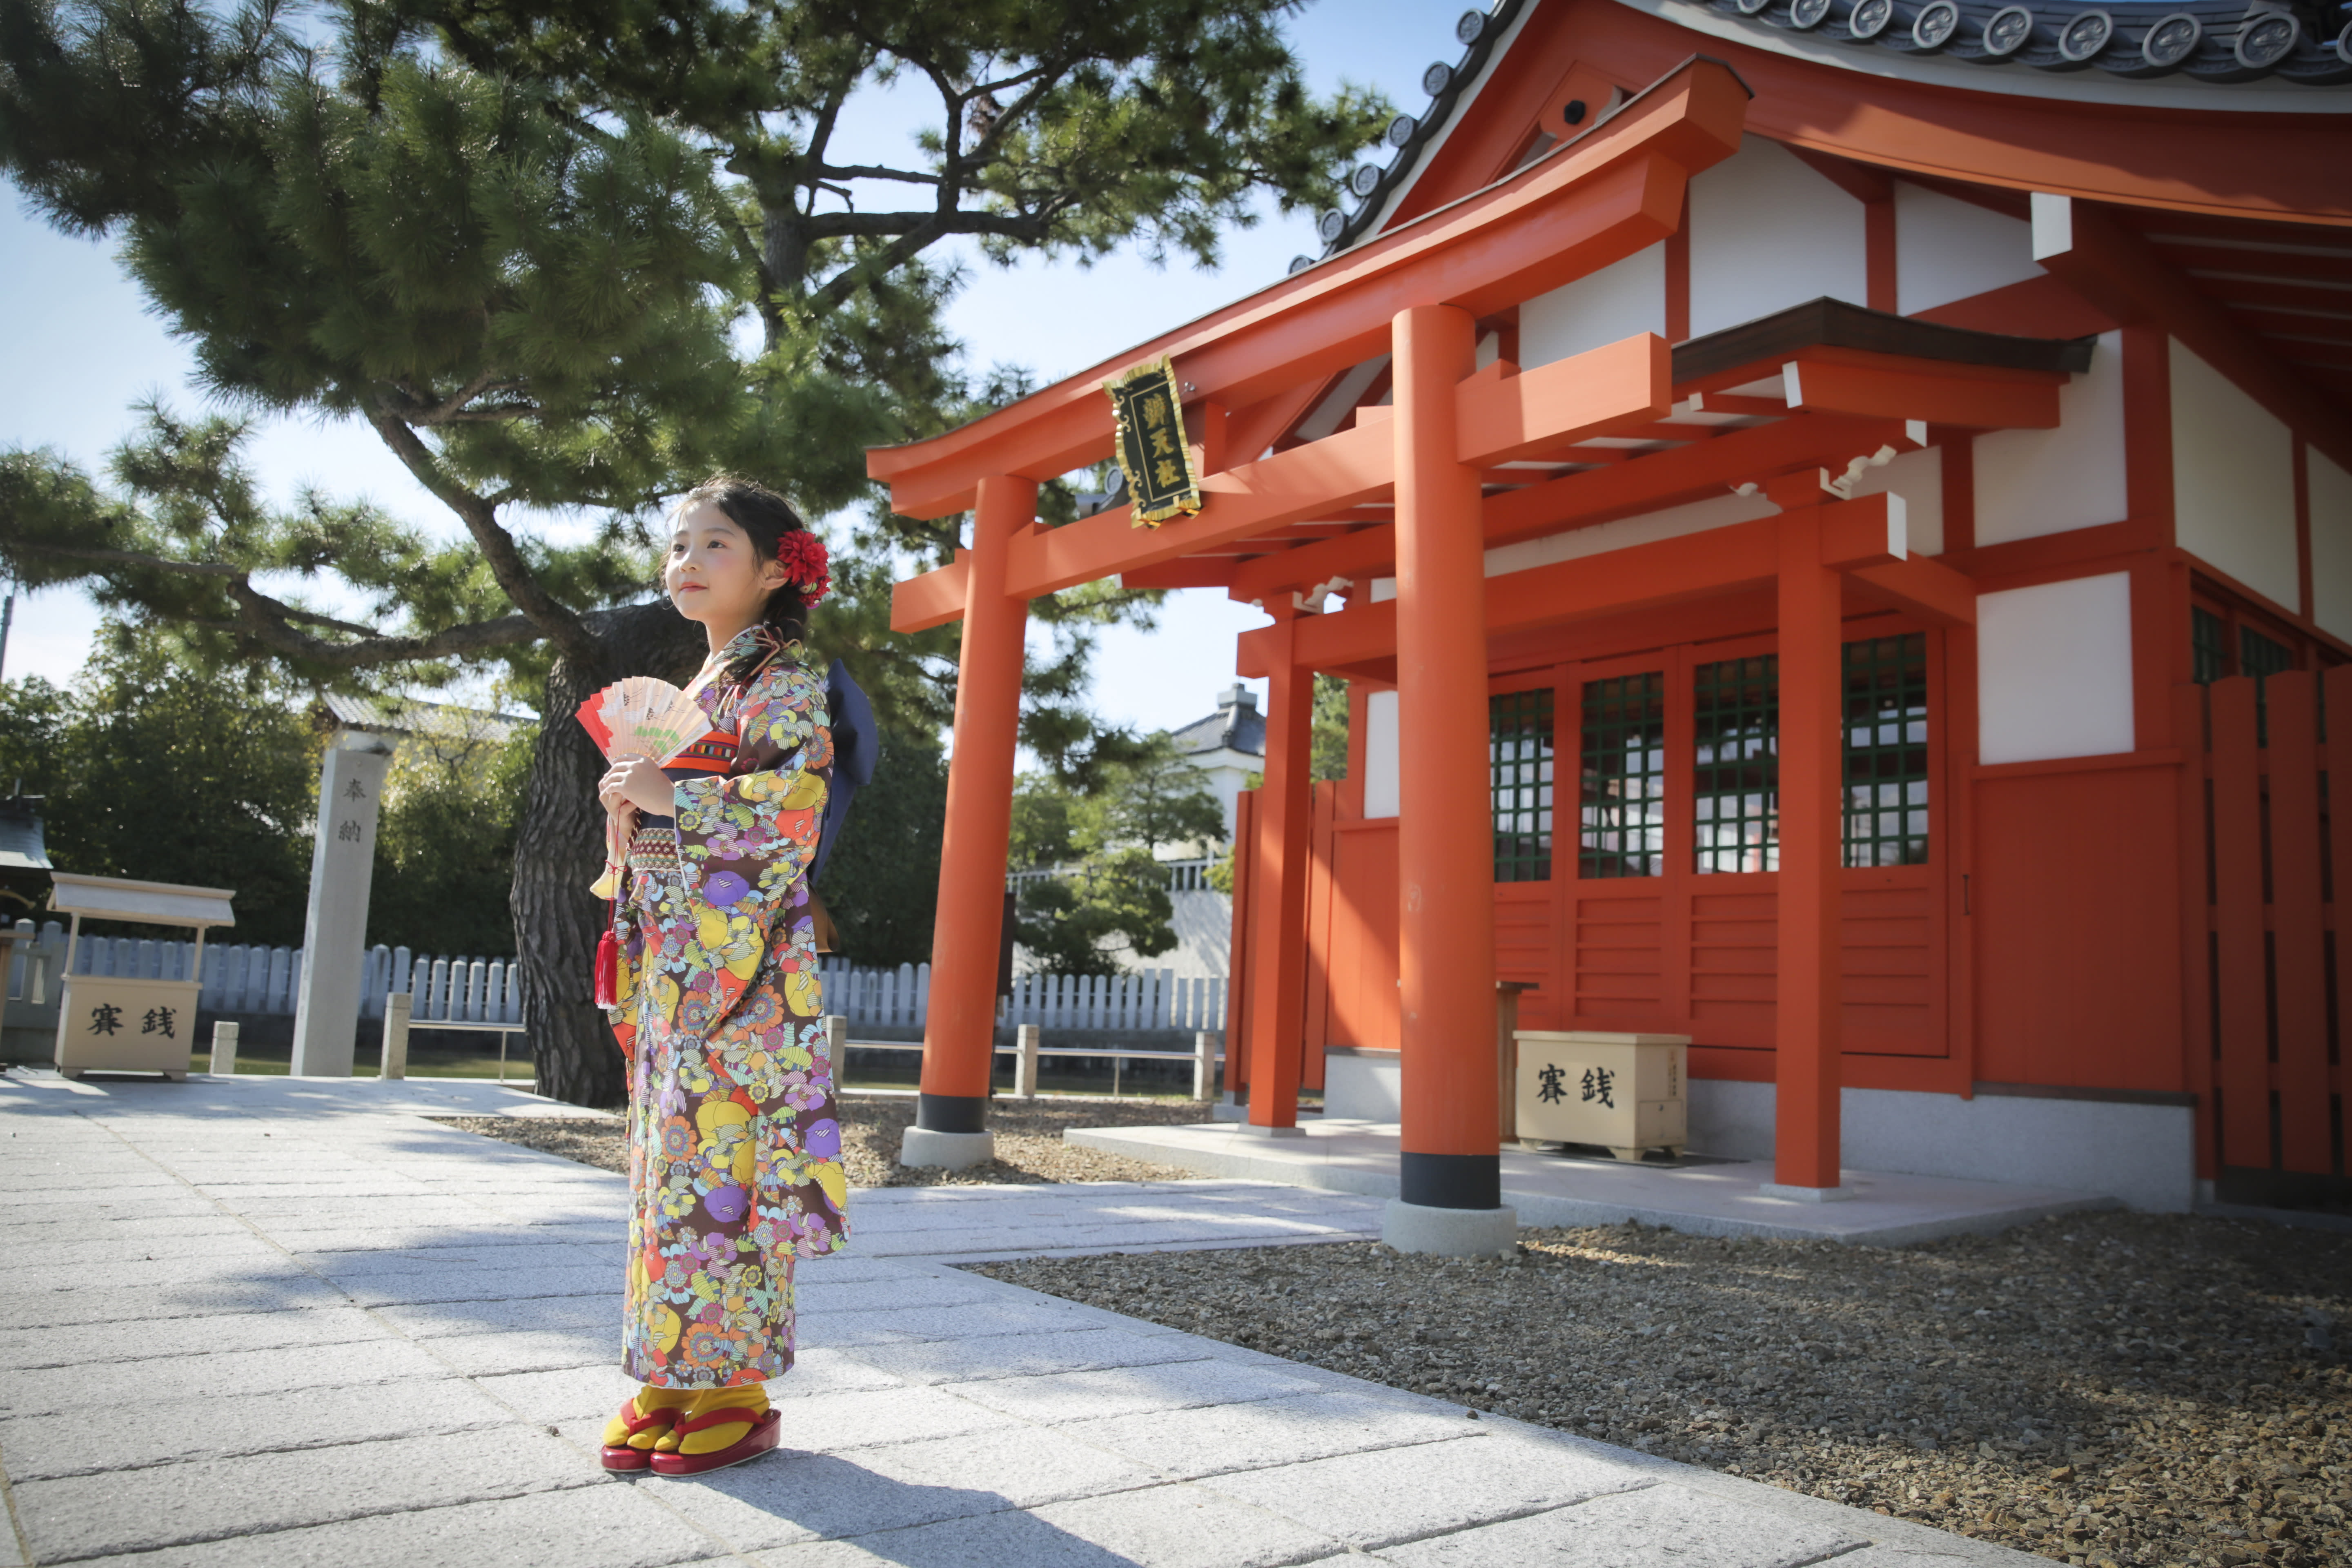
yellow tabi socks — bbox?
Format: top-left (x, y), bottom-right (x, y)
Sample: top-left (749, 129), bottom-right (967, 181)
top-left (601, 1384), bottom-right (771, 1456)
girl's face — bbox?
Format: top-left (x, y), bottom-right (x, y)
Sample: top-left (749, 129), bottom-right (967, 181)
top-left (665, 501), bottom-right (788, 635)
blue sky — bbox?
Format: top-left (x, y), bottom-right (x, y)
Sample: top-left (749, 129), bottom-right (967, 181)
top-left (0, 0), bottom-right (1459, 736)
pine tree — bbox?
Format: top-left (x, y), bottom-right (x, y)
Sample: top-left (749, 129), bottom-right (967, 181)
top-left (0, 0), bottom-right (1387, 1103)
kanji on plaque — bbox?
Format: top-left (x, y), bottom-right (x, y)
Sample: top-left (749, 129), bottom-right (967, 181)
top-left (88, 1002), bottom-right (124, 1036)
top-left (1105, 355), bottom-right (1203, 528)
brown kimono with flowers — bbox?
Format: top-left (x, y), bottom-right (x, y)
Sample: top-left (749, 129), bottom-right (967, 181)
top-left (608, 630), bottom-right (850, 1388)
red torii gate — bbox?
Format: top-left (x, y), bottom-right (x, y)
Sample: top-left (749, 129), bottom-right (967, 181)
top-left (867, 57), bottom-right (2043, 1241)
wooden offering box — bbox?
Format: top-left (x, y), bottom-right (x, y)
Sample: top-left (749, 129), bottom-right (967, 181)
top-left (51, 874), bottom-right (236, 1080)
top-left (1515, 1031), bottom-right (1689, 1163)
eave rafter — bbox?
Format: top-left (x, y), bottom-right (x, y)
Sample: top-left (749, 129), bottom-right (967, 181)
top-left (869, 56), bottom-right (1754, 523)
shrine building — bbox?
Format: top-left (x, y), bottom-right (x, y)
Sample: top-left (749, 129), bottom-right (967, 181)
top-left (871, 0), bottom-right (2352, 1242)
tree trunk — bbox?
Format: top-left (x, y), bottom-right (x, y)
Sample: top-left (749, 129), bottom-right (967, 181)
top-left (514, 601), bottom-right (705, 1107)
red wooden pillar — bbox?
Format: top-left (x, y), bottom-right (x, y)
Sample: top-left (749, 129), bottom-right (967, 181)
top-left (1243, 611), bottom-right (1312, 1133)
top-left (913, 473), bottom-right (1034, 1152)
top-left (1771, 497), bottom-right (1846, 1192)
top-left (1390, 303), bottom-right (1505, 1225)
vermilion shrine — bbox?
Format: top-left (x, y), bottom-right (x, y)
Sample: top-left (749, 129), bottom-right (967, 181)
top-left (870, 0), bottom-right (2351, 1239)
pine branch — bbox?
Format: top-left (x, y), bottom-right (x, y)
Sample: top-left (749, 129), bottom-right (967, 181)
top-left (813, 163), bottom-right (939, 185)
top-left (11, 540), bottom-right (541, 668)
top-left (364, 408), bottom-right (602, 669)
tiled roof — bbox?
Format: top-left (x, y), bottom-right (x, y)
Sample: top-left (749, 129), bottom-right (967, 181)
top-left (1292, 1), bottom-right (1535, 271)
top-left (1293, 0), bottom-right (2348, 274)
top-left (0, 796), bottom-right (50, 876)
top-left (1169, 687), bottom-right (1267, 760)
top-left (1697, 0), bottom-right (2350, 85)
top-left (315, 692), bottom-right (534, 743)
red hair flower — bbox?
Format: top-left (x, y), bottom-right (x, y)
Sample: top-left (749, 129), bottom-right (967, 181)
top-left (776, 530), bottom-right (830, 604)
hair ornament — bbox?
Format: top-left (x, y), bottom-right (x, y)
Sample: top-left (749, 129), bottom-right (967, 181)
top-left (776, 530), bottom-right (831, 605)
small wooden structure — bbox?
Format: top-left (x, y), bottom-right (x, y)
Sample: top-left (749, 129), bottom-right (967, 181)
top-left (1515, 1031), bottom-right (1688, 1162)
top-left (51, 873), bottom-right (236, 1080)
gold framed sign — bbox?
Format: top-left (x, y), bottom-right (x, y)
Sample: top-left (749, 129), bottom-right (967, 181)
top-left (1105, 355), bottom-right (1203, 528)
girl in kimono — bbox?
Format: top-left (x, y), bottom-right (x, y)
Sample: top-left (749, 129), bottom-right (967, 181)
top-left (593, 476), bottom-right (850, 1477)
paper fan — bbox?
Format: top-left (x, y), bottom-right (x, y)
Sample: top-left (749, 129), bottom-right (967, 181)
top-left (576, 677), bottom-right (706, 765)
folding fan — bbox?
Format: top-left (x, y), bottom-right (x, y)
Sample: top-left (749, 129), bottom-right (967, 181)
top-left (576, 677), bottom-right (707, 765)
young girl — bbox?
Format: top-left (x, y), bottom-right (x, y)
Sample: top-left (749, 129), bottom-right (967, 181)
top-left (594, 476), bottom-right (850, 1477)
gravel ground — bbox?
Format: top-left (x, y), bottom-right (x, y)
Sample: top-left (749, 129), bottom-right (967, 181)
top-left (974, 1212), bottom-right (2351, 1568)
top-left (431, 1093), bottom-right (1203, 1188)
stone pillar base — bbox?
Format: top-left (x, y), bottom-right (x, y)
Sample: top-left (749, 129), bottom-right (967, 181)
top-left (1381, 1199), bottom-right (1517, 1257)
top-left (900, 1127), bottom-right (996, 1171)
top-left (1759, 1180), bottom-right (1855, 1202)
top-left (1234, 1123), bottom-right (1305, 1139)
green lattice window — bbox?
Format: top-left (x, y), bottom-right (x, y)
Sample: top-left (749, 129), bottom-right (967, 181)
top-left (1843, 634), bottom-right (1931, 867)
top-left (2242, 626), bottom-right (2294, 746)
top-left (2192, 607), bottom-right (2228, 685)
top-left (1577, 674), bottom-right (1664, 878)
top-left (2242, 626), bottom-right (2294, 680)
top-left (1490, 690), bottom-right (1555, 882)
top-left (1693, 656), bottom-right (1778, 875)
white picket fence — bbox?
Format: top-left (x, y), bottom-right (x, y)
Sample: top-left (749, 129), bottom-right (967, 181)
top-left (46, 928), bottom-right (519, 1024)
top-left (1004, 970), bottom-right (1227, 1033)
top-left (28, 924), bottom-right (1223, 1035)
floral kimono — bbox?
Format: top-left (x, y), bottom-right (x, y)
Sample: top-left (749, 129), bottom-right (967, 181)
top-left (607, 626), bottom-right (850, 1388)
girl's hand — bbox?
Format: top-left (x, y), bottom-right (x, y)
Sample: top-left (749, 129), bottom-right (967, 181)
top-left (600, 755), bottom-right (674, 817)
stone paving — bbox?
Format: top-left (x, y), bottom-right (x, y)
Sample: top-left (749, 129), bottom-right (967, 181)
top-left (1071, 1119), bottom-right (2116, 1246)
top-left (0, 1071), bottom-right (2045, 1567)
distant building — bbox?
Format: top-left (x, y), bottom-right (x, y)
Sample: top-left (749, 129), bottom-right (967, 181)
top-left (1166, 684), bottom-right (1264, 837)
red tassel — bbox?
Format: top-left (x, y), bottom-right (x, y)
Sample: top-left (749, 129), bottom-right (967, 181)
top-left (594, 898), bottom-right (621, 1010)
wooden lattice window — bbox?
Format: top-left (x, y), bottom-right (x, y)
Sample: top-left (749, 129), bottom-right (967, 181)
top-left (1490, 689), bottom-right (1555, 882)
top-left (1842, 633), bottom-right (1931, 867)
top-left (2242, 626), bottom-right (2295, 679)
top-left (1693, 656), bottom-right (1778, 875)
top-left (1577, 674), bottom-right (1664, 879)
top-left (2192, 606), bottom-right (2229, 685)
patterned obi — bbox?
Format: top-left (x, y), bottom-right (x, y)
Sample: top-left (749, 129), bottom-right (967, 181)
top-left (630, 726), bottom-right (737, 875)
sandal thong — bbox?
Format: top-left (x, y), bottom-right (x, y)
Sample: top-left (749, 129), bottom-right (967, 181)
top-left (599, 1397), bottom-right (679, 1472)
top-left (649, 1404), bottom-right (780, 1478)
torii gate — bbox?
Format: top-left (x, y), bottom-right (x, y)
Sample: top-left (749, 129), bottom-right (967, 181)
top-left (867, 57), bottom-right (2051, 1250)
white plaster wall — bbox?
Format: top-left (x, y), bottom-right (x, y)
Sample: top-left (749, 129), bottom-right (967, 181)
top-left (1974, 330), bottom-right (2127, 546)
top-left (1688, 136), bottom-right (1869, 339)
top-left (1362, 689), bottom-right (1400, 818)
top-left (1686, 1080), bottom-right (2193, 1211)
top-left (1845, 444), bottom-right (1944, 556)
top-left (1483, 490), bottom-right (1782, 577)
top-left (1977, 572), bottom-right (2135, 765)
top-left (1323, 1051), bottom-right (1403, 1122)
top-left (2311, 450), bottom-right (2352, 642)
top-left (1894, 182), bottom-right (2038, 316)
top-left (1519, 244), bottom-right (1666, 368)
top-left (2172, 339), bottom-right (2300, 611)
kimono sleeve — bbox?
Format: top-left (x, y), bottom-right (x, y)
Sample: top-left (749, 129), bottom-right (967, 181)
top-left (668, 663), bottom-right (831, 1037)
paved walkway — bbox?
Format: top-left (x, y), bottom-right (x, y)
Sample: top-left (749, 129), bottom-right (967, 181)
top-left (0, 1072), bottom-right (2041, 1567)
top-left (1073, 1118), bottom-right (2114, 1245)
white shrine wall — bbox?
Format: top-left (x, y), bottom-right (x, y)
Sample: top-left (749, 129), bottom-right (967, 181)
top-left (1976, 571), bottom-right (2137, 766)
top-left (2310, 450), bottom-right (2352, 642)
top-left (1517, 243), bottom-right (1666, 370)
top-left (1361, 689), bottom-right (1401, 820)
top-left (1688, 136), bottom-right (1868, 337)
top-left (2169, 338), bottom-right (2300, 612)
top-left (1893, 182), bottom-right (2038, 317)
top-left (1974, 330), bottom-right (2128, 546)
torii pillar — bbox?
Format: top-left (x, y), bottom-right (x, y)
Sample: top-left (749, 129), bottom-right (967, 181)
top-left (1383, 303), bottom-right (1515, 1256)
top-left (902, 473), bottom-right (1035, 1169)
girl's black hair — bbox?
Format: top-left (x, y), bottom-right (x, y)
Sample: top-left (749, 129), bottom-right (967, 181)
top-left (673, 474), bottom-right (811, 652)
